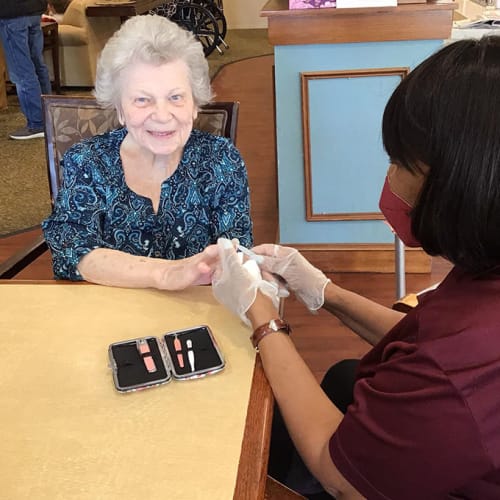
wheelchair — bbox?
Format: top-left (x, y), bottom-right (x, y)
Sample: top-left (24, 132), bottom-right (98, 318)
top-left (150, 0), bottom-right (228, 57)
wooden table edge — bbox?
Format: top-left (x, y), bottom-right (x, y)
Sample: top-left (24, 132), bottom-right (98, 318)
top-left (234, 355), bottom-right (274, 499)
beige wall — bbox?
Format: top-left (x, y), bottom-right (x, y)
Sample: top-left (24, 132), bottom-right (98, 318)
top-left (223, 0), bottom-right (268, 29)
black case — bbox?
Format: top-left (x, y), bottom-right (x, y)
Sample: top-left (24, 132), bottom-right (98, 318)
top-left (108, 325), bottom-right (225, 392)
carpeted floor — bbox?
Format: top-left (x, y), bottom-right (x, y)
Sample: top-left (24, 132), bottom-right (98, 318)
top-left (0, 28), bottom-right (272, 236)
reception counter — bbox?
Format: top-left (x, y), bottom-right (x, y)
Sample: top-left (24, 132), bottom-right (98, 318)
top-left (261, 0), bottom-right (456, 273)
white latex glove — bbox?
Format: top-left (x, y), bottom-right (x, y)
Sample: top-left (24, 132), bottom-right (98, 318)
top-left (251, 244), bottom-right (330, 312)
top-left (212, 238), bottom-right (280, 326)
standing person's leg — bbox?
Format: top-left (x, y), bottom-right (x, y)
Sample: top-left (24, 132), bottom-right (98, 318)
top-left (28, 17), bottom-right (52, 95)
top-left (0, 15), bottom-right (45, 138)
top-left (319, 359), bottom-right (359, 413)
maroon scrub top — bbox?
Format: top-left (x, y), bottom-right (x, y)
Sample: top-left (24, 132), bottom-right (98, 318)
top-left (330, 266), bottom-right (500, 499)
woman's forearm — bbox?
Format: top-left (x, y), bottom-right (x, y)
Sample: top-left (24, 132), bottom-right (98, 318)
top-left (77, 248), bottom-right (171, 288)
top-left (322, 282), bottom-right (404, 346)
top-left (77, 247), bottom-right (216, 290)
top-left (246, 294), bottom-right (361, 497)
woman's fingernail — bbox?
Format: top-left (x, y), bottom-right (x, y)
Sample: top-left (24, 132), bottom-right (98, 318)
top-left (219, 238), bottom-right (233, 249)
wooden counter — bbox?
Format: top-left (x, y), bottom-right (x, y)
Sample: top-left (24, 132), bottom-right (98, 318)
top-left (86, 0), bottom-right (166, 18)
top-left (260, 0), bottom-right (455, 274)
top-left (262, 0), bottom-right (457, 45)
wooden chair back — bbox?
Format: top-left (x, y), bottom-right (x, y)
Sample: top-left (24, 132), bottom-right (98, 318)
top-left (42, 94), bottom-right (239, 202)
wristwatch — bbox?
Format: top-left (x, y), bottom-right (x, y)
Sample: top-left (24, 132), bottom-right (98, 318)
top-left (251, 319), bottom-right (291, 351)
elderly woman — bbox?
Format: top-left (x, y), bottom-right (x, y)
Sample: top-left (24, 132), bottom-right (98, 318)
top-left (42, 15), bottom-right (252, 290)
top-left (213, 36), bottom-right (500, 498)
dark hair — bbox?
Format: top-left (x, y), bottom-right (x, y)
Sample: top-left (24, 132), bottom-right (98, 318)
top-left (382, 36), bottom-right (500, 273)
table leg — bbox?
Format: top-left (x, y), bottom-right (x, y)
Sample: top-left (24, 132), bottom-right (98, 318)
top-left (51, 39), bottom-right (61, 93)
top-left (41, 22), bottom-right (61, 94)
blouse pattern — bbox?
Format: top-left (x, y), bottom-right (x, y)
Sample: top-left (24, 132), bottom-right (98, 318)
top-left (42, 128), bottom-right (253, 280)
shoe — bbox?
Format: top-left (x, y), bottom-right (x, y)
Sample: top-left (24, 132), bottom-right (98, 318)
top-left (9, 126), bottom-right (45, 140)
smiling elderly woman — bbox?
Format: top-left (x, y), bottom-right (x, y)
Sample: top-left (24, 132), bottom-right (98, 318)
top-left (42, 15), bottom-right (253, 290)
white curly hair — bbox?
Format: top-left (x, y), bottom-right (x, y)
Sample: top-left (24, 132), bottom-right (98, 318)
top-left (94, 14), bottom-right (213, 110)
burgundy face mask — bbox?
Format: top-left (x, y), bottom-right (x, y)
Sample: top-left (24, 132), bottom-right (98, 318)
top-left (379, 177), bottom-right (421, 247)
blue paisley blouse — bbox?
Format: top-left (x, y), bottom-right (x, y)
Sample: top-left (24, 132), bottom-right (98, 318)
top-left (42, 128), bottom-right (253, 280)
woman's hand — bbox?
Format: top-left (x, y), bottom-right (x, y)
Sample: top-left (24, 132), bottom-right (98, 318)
top-left (212, 238), bottom-right (280, 325)
top-left (78, 245), bottom-right (220, 290)
top-left (252, 244), bottom-right (330, 311)
top-left (154, 244), bottom-right (220, 290)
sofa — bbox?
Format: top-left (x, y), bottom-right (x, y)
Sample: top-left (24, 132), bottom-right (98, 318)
top-left (45, 0), bottom-right (121, 87)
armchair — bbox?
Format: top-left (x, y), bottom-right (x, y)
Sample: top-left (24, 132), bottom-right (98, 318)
top-left (44, 0), bottom-right (121, 87)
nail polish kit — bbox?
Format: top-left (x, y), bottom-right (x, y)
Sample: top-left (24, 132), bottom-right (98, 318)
top-left (108, 325), bottom-right (225, 392)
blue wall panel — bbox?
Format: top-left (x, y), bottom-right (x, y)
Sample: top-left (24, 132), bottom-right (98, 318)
top-left (274, 40), bottom-right (442, 244)
top-left (308, 75), bottom-right (401, 214)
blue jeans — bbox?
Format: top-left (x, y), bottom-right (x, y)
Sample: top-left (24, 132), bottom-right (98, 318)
top-left (0, 15), bottom-right (52, 129)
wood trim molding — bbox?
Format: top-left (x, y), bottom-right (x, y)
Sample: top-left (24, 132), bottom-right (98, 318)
top-left (300, 67), bottom-right (409, 222)
top-left (283, 243), bottom-right (431, 273)
top-left (261, 0), bottom-right (456, 45)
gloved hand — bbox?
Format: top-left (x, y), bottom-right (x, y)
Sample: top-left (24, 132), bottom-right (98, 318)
top-left (251, 244), bottom-right (330, 312)
top-left (212, 238), bottom-right (280, 326)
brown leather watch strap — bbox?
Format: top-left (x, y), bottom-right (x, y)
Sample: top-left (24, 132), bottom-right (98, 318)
top-left (251, 319), bottom-right (291, 351)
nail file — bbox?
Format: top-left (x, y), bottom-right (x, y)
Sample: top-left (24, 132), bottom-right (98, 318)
top-left (177, 353), bottom-right (184, 369)
top-left (174, 335), bottom-right (181, 352)
top-left (237, 244), bottom-right (264, 264)
top-left (186, 339), bottom-right (195, 372)
top-left (173, 335), bottom-right (184, 368)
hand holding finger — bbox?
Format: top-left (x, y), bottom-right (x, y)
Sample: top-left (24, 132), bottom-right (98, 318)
top-left (212, 238), bottom-right (280, 325)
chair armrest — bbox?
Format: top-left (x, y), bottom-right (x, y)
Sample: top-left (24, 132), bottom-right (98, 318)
top-left (58, 25), bottom-right (89, 47)
top-left (392, 282), bottom-right (441, 312)
top-left (392, 293), bottom-right (419, 313)
top-left (0, 234), bottom-right (48, 279)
